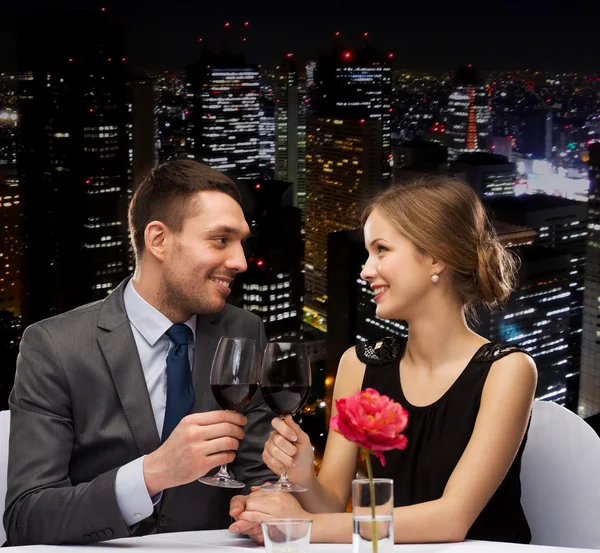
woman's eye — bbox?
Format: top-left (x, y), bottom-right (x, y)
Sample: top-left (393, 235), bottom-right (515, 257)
top-left (377, 245), bottom-right (387, 253)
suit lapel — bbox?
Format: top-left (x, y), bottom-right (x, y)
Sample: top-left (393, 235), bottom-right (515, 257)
top-left (98, 279), bottom-right (160, 456)
top-left (192, 314), bottom-right (222, 414)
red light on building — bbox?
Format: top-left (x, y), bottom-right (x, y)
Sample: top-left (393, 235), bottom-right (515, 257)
top-left (101, 7), bottom-right (106, 12)
top-left (257, 259), bottom-right (264, 267)
top-left (286, 52), bottom-right (294, 58)
top-left (244, 21), bottom-right (250, 27)
top-left (68, 58), bottom-right (73, 63)
top-left (198, 38), bottom-right (203, 43)
top-left (545, 98), bottom-right (551, 103)
top-left (359, 119), bottom-right (365, 124)
top-left (255, 183), bottom-right (261, 190)
top-left (342, 51), bottom-right (352, 61)
top-left (467, 63), bottom-right (472, 68)
top-left (85, 179), bottom-right (91, 184)
top-left (89, 108), bottom-right (94, 113)
top-left (224, 22), bottom-right (231, 28)
top-left (242, 38), bottom-right (247, 42)
top-left (334, 31), bottom-right (340, 37)
top-left (108, 58), bottom-right (112, 62)
top-left (121, 57), bottom-right (126, 62)
top-left (363, 32), bottom-right (369, 38)
top-left (388, 53), bottom-right (394, 59)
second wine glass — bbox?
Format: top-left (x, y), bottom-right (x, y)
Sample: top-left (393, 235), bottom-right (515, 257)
top-left (198, 336), bottom-right (261, 489)
top-left (260, 341), bottom-right (312, 492)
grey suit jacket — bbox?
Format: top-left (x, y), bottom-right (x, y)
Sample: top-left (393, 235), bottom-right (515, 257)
top-left (3, 278), bottom-right (275, 545)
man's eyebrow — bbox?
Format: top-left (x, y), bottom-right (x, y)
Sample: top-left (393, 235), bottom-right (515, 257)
top-left (205, 225), bottom-right (251, 241)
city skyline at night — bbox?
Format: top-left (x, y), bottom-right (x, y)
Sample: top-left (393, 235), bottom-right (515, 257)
top-left (2, 2), bottom-right (600, 430)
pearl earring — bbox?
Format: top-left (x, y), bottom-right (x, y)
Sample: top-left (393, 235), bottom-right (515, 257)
top-left (431, 273), bottom-right (440, 284)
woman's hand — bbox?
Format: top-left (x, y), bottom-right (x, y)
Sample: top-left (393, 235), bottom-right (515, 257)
top-left (230, 488), bottom-right (310, 544)
top-left (262, 415), bottom-right (315, 488)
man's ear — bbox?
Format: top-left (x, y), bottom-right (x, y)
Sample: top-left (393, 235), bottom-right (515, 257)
top-left (144, 221), bottom-right (170, 262)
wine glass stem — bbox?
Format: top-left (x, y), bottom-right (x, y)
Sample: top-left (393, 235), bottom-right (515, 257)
top-left (216, 464), bottom-right (230, 479)
top-left (278, 415), bottom-right (291, 484)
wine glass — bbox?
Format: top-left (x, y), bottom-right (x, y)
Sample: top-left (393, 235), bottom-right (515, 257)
top-left (198, 337), bottom-right (261, 489)
top-left (260, 341), bottom-right (312, 492)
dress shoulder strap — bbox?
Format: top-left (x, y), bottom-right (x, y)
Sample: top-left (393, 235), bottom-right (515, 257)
top-left (473, 343), bottom-right (533, 364)
top-left (355, 336), bottom-right (406, 366)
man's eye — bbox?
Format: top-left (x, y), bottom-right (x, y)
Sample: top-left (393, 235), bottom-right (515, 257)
top-left (214, 238), bottom-right (227, 245)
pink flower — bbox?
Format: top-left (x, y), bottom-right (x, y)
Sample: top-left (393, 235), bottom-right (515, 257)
top-left (330, 388), bottom-right (408, 466)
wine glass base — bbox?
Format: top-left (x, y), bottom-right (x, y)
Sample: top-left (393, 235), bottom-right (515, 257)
top-left (198, 475), bottom-right (246, 489)
top-left (260, 481), bottom-right (308, 492)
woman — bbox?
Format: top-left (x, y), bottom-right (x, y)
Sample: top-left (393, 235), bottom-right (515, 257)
top-left (230, 176), bottom-right (537, 544)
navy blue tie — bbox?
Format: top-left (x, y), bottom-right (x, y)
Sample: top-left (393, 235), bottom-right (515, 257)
top-left (161, 324), bottom-right (194, 443)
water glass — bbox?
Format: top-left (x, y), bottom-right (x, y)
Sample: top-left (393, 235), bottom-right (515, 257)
top-left (261, 518), bottom-right (312, 553)
top-left (352, 478), bottom-right (394, 553)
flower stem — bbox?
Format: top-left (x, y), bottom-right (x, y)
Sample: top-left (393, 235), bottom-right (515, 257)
top-left (364, 449), bottom-right (378, 553)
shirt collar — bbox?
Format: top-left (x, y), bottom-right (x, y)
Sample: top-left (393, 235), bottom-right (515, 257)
top-left (123, 279), bottom-right (196, 347)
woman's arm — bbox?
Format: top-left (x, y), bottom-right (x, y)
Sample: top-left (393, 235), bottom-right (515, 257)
top-left (231, 346), bottom-right (366, 538)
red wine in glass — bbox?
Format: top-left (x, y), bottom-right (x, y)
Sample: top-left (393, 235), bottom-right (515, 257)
top-left (261, 385), bottom-right (311, 416)
top-left (199, 337), bottom-right (260, 489)
top-left (260, 342), bottom-right (312, 492)
top-left (212, 384), bottom-right (260, 412)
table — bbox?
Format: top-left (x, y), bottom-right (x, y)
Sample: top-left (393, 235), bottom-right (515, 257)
top-left (6, 530), bottom-right (598, 552)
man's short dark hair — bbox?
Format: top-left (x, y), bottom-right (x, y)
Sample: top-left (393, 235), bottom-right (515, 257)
top-left (128, 160), bottom-right (242, 262)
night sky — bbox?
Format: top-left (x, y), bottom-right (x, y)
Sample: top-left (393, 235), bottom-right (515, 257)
top-left (1, 0), bottom-right (599, 72)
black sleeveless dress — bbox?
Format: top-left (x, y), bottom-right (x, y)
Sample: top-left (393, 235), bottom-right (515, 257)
top-left (358, 337), bottom-right (532, 544)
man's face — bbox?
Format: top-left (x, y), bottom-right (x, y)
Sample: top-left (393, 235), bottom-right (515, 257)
top-left (160, 190), bottom-right (250, 317)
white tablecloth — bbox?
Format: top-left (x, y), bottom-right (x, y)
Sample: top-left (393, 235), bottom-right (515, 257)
top-left (6, 530), bottom-right (598, 552)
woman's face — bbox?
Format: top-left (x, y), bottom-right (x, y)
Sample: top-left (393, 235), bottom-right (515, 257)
top-left (361, 208), bottom-right (437, 321)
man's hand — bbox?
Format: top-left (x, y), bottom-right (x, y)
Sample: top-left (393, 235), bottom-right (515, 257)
top-left (229, 487), bottom-right (309, 544)
top-left (143, 411), bottom-right (247, 496)
top-left (229, 494), bottom-right (263, 543)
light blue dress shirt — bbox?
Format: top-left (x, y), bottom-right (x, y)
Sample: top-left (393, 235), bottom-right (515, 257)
top-left (115, 279), bottom-right (196, 527)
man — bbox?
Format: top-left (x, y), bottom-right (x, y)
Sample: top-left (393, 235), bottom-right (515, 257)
top-left (4, 160), bottom-right (274, 545)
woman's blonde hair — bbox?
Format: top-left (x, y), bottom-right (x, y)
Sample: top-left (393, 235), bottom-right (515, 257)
top-left (361, 176), bottom-right (519, 315)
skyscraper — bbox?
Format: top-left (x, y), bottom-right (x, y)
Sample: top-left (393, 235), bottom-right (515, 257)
top-left (188, 49), bottom-right (261, 181)
top-left (131, 76), bottom-right (157, 190)
top-left (314, 44), bottom-right (392, 181)
top-left (233, 179), bottom-right (304, 340)
top-left (259, 94), bottom-right (276, 179)
top-left (304, 117), bottom-right (382, 320)
top-left (304, 43), bottom-right (391, 319)
top-left (579, 143), bottom-right (600, 418)
top-left (17, 9), bottom-right (131, 325)
top-left (0, 178), bottom-right (20, 315)
top-left (274, 55), bottom-right (307, 213)
top-left (475, 242), bottom-right (574, 406)
top-left (449, 152), bottom-right (516, 197)
top-left (445, 66), bottom-right (491, 160)
top-left (0, 81), bottom-right (20, 316)
top-left (485, 195), bottom-right (588, 410)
